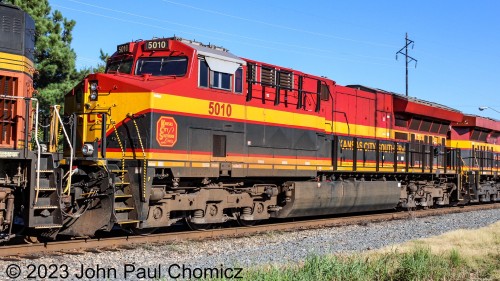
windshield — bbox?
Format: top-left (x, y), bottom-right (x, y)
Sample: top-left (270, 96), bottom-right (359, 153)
top-left (106, 59), bottom-right (133, 74)
top-left (135, 56), bottom-right (188, 76)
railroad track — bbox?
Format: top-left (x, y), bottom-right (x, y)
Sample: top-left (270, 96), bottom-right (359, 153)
top-left (1, 203), bottom-right (499, 259)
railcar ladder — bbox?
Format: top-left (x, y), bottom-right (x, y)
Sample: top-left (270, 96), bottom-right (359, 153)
top-left (109, 118), bottom-right (138, 225)
top-left (30, 102), bottom-right (63, 234)
top-left (30, 153), bottom-right (63, 230)
top-left (466, 171), bottom-right (480, 203)
top-left (112, 168), bottom-right (139, 225)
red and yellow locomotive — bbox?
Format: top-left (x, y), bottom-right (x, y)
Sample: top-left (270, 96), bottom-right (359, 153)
top-left (53, 37), bottom-right (498, 236)
top-left (1, 2), bottom-right (497, 242)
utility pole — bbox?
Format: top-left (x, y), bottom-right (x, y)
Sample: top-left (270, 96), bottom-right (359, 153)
top-left (396, 33), bottom-right (417, 96)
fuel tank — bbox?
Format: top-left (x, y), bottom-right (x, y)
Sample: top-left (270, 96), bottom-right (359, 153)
top-left (273, 180), bottom-right (400, 218)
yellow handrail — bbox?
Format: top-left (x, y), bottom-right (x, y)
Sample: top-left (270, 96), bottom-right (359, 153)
top-left (110, 118), bottom-right (126, 184)
top-left (130, 116), bottom-right (147, 201)
top-left (52, 106), bottom-right (74, 195)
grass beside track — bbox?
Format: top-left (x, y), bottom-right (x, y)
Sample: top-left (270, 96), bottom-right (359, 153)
top-left (216, 221), bottom-right (500, 281)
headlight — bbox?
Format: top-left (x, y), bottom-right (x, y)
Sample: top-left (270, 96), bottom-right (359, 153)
top-left (82, 143), bottom-right (94, 156)
top-left (89, 80), bottom-right (98, 101)
top-left (89, 90), bottom-right (98, 101)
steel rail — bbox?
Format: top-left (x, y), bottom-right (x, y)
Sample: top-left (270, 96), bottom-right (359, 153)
top-left (1, 203), bottom-right (499, 258)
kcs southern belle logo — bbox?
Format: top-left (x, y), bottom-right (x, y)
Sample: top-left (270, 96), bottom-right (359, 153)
top-left (156, 116), bottom-right (178, 147)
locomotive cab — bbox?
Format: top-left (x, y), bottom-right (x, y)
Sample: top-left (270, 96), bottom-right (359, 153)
top-left (65, 39), bottom-right (182, 157)
top-left (64, 37), bottom-right (246, 160)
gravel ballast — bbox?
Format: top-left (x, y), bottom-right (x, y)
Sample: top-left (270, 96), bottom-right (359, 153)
top-left (0, 208), bottom-right (499, 280)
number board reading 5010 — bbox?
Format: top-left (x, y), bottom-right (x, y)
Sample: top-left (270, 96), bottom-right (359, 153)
top-left (144, 39), bottom-right (169, 51)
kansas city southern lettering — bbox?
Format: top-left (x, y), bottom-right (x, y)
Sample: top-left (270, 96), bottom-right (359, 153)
top-left (339, 139), bottom-right (405, 152)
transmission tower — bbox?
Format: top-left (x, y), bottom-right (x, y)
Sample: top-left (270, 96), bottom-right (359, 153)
top-left (396, 33), bottom-right (417, 96)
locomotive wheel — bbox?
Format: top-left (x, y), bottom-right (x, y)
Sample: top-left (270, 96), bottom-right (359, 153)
top-left (185, 218), bottom-right (214, 231)
top-left (131, 227), bottom-right (158, 236)
top-left (121, 225), bottom-right (158, 236)
top-left (233, 207), bottom-right (260, 226)
top-left (23, 235), bottom-right (39, 244)
top-left (236, 217), bottom-right (259, 227)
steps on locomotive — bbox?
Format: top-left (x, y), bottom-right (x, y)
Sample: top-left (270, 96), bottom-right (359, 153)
top-left (29, 153), bottom-right (63, 229)
top-left (466, 172), bottom-right (480, 203)
top-left (112, 169), bottom-right (138, 225)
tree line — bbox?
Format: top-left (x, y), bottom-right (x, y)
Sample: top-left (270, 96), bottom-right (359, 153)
top-left (5, 0), bottom-right (106, 111)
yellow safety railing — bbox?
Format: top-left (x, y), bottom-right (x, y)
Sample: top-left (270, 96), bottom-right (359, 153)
top-left (110, 118), bottom-right (126, 184)
top-left (130, 115), bottom-right (147, 201)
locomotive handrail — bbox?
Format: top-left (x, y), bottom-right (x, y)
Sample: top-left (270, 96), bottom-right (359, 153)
top-left (33, 98), bottom-right (41, 205)
top-left (245, 64), bottom-right (325, 112)
top-left (333, 110), bottom-right (351, 135)
top-left (110, 118), bottom-right (126, 185)
top-left (53, 105), bottom-right (74, 195)
top-left (130, 116), bottom-right (148, 202)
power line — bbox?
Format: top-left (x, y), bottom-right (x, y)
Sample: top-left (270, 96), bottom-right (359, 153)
top-left (65, 0), bottom-right (393, 62)
top-left (54, 2), bottom-right (395, 67)
top-left (396, 33), bottom-right (417, 97)
top-left (160, 0), bottom-right (398, 48)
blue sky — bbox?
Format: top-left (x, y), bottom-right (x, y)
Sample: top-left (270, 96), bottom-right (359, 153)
top-left (50, 0), bottom-right (500, 119)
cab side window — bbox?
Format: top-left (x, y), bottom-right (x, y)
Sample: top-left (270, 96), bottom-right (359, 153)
top-left (199, 58), bottom-right (242, 94)
top-left (199, 59), bottom-right (209, 87)
top-left (212, 71), bottom-right (231, 90)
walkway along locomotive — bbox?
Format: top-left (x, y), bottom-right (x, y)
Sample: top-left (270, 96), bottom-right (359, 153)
top-left (0, 2), bottom-right (499, 240)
